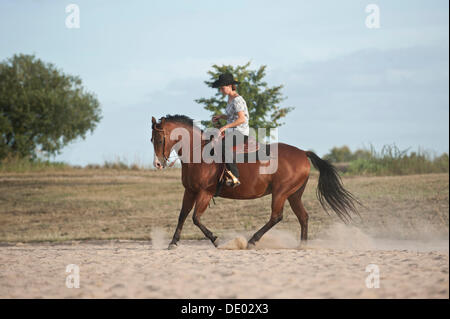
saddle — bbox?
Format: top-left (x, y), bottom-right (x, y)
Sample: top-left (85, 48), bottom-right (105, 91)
top-left (231, 135), bottom-right (261, 154)
top-left (208, 134), bottom-right (272, 163)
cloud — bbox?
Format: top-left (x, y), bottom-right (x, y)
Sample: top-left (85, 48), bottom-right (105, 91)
top-left (267, 45), bottom-right (449, 155)
top-left (276, 45), bottom-right (449, 95)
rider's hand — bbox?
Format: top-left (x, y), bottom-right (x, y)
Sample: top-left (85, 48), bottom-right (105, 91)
top-left (211, 126), bottom-right (226, 144)
top-left (212, 115), bottom-right (220, 123)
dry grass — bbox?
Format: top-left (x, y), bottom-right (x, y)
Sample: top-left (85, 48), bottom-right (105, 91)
top-left (0, 168), bottom-right (448, 243)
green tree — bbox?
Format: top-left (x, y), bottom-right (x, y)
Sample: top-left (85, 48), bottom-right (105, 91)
top-left (196, 62), bottom-right (294, 137)
top-left (0, 54), bottom-right (101, 160)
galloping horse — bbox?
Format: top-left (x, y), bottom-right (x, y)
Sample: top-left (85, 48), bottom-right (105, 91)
top-left (151, 114), bottom-right (360, 249)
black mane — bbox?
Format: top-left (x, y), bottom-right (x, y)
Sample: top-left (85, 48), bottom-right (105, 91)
top-left (163, 114), bottom-right (202, 131)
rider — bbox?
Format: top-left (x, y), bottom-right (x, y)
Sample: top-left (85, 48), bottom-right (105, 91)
top-left (211, 73), bottom-right (250, 187)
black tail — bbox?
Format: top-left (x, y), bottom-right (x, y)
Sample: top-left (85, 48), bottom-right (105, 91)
top-left (306, 151), bottom-right (361, 223)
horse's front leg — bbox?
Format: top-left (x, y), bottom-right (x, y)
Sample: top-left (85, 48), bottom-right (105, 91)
top-left (192, 190), bottom-right (218, 247)
top-left (168, 189), bottom-right (196, 250)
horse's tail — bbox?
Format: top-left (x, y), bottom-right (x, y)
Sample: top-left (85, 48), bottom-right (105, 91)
top-left (306, 151), bottom-right (361, 223)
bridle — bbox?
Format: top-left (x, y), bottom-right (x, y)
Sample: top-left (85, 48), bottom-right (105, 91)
top-left (151, 124), bottom-right (171, 165)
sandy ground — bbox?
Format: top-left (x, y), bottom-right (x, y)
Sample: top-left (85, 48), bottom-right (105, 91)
top-left (0, 227), bottom-right (448, 299)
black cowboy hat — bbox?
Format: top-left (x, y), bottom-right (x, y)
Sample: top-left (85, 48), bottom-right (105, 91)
top-left (211, 73), bottom-right (240, 88)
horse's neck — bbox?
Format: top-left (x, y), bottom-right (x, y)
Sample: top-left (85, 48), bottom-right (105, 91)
top-left (176, 125), bottom-right (220, 168)
top-left (173, 125), bottom-right (204, 162)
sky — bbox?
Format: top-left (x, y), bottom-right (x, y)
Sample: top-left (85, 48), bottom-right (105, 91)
top-left (0, 0), bottom-right (448, 166)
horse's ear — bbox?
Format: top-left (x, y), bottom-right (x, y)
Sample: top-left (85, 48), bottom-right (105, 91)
top-left (152, 116), bottom-right (156, 124)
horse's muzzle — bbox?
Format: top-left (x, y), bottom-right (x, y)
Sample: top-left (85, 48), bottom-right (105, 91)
top-left (153, 156), bottom-right (167, 170)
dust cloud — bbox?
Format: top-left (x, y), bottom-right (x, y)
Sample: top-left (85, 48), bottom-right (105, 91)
top-left (150, 227), bottom-right (169, 250)
top-left (216, 222), bottom-right (449, 252)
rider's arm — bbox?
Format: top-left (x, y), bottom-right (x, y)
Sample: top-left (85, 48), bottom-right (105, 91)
top-left (222, 111), bottom-right (246, 129)
top-left (212, 114), bottom-right (227, 121)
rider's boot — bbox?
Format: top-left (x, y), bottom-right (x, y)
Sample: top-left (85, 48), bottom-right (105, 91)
top-left (225, 170), bottom-right (241, 188)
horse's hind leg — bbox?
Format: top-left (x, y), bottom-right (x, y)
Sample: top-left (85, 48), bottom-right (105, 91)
top-left (168, 189), bottom-right (196, 249)
top-left (288, 183), bottom-right (309, 243)
top-left (192, 191), bottom-right (218, 247)
top-left (247, 193), bottom-right (287, 248)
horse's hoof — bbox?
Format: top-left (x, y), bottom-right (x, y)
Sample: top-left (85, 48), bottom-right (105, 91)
top-left (212, 238), bottom-right (219, 248)
top-left (168, 243), bottom-right (178, 250)
top-left (246, 241), bottom-right (256, 250)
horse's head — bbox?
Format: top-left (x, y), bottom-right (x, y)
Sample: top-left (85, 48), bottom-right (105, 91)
top-left (151, 114), bottom-right (200, 169)
top-left (151, 116), bottom-right (171, 169)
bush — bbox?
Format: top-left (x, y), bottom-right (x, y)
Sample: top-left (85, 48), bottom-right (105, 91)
top-left (0, 154), bottom-right (70, 173)
top-left (323, 145), bottom-right (353, 163)
top-left (346, 145), bottom-right (449, 175)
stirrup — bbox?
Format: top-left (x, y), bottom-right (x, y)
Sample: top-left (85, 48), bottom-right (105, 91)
top-left (225, 170), bottom-right (240, 188)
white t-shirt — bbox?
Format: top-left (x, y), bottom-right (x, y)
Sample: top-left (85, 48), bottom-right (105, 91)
top-left (225, 95), bottom-right (249, 136)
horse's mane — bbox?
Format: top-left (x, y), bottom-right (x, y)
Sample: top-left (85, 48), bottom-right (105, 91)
top-left (162, 114), bottom-right (203, 131)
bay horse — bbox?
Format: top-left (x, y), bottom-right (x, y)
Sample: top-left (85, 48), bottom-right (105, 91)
top-left (151, 114), bottom-right (360, 249)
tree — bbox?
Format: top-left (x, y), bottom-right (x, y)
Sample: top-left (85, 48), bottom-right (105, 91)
top-left (0, 54), bottom-right (101, 160)
top-left (323, 145), bottom-right (354, 163)
top-left (195, 62), bottom-right (294, 138)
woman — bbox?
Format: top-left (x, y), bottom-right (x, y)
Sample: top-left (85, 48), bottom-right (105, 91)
top-left (211, 73), bottom-right (250, 187)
